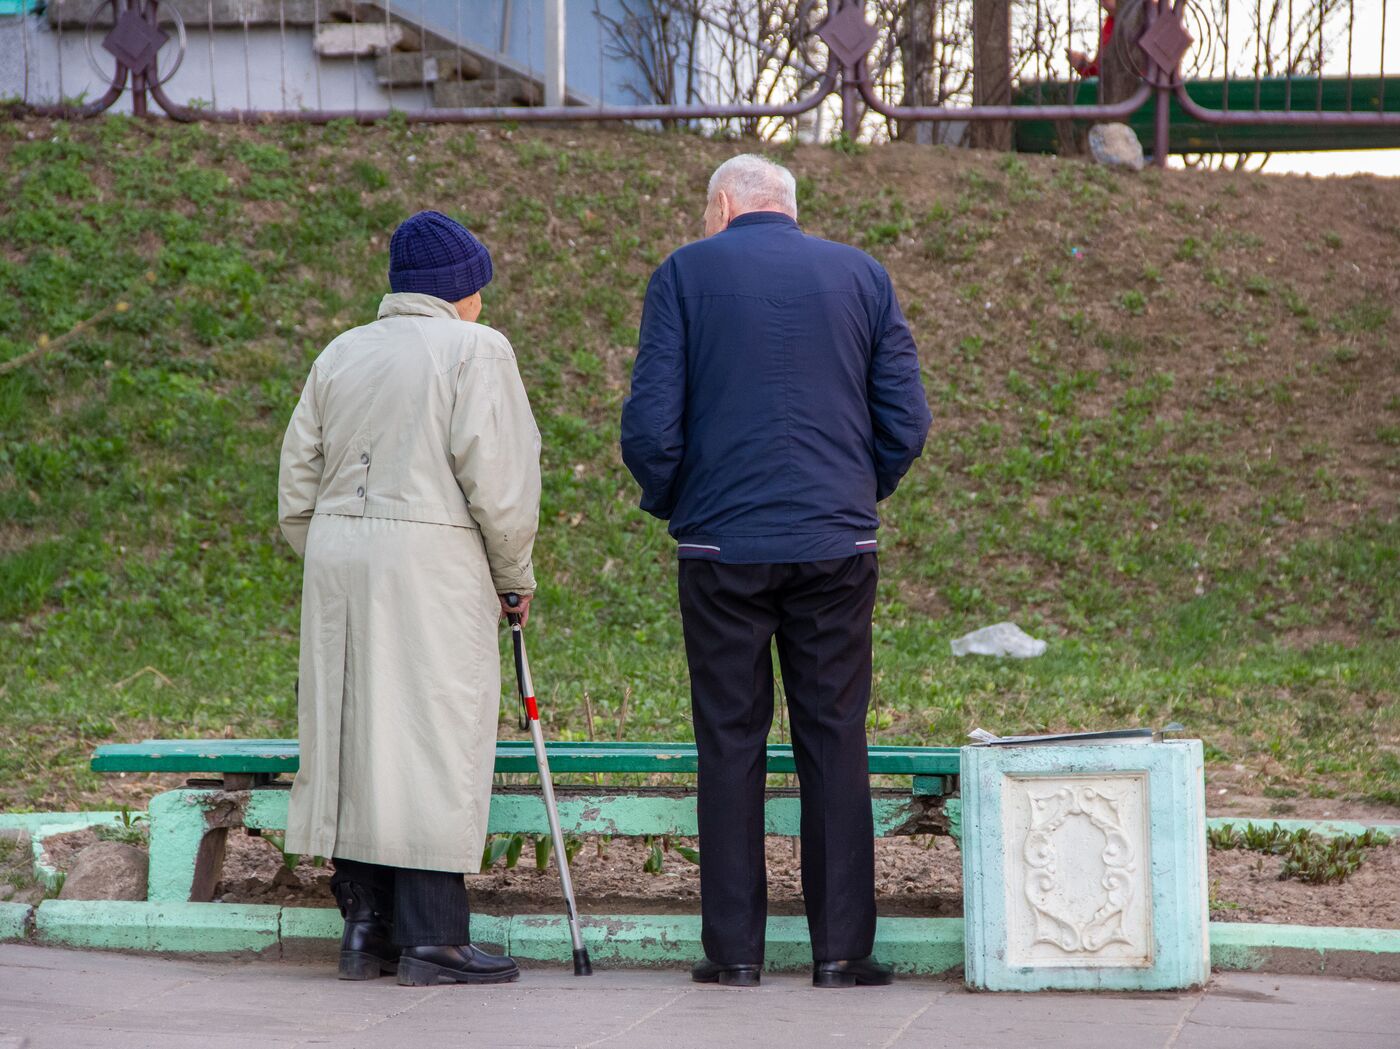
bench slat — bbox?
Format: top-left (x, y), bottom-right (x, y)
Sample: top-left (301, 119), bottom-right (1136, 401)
top-left (91, 739), bottom-right (959, 777)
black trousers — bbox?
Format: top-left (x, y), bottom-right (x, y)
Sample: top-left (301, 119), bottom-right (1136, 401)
top-left (679, 554), bottom-right (879, 965)
top-left (330, 857), bottom-right (471, 947)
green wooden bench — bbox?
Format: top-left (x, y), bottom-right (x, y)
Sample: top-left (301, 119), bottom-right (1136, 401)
top-left (91, 739), bottom-right (960, 903)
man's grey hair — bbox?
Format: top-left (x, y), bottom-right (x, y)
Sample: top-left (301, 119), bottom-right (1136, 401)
top-left (707, 154), bottom-right (798, 218)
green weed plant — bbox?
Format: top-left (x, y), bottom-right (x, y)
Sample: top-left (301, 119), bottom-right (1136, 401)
top-left (1208, 821), bottom-right (1394, 884)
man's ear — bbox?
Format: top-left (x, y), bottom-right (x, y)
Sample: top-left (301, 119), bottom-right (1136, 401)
top-left (716, 190), bottom-right (731, 227)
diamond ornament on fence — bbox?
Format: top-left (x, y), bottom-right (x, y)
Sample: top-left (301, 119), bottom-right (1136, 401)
top-left (1138, 5), bottom-right (1194, 79)
top-left (102, 6), bottom-right (170, 74)
top-left (816, 3), bottom-right (879, 70)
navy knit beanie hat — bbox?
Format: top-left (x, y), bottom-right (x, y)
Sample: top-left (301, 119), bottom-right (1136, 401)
top-left (388, 210), bottom-right (493, 302)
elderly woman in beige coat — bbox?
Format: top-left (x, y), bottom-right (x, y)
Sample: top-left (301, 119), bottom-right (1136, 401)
top-left (277, 210), bottom-right (540, 987)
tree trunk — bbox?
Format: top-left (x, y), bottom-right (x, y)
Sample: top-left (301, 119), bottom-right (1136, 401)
top-left (1101, 0), bottom-right (1146, 105)
top-left (970, 0), bottom-right (1012, 150)
top-left (897, 0), bottom-right (937, 142)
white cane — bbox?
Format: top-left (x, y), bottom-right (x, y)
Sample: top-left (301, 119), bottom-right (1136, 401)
top-left (504, 593), bottom-right (593, 976)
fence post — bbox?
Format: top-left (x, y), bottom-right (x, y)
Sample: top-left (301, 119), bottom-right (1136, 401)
top-left (843, 62), bottom-right (862, 138)
top-left (1153, 81), bottom-right (1170, 167)
top-left (131, 69), bottom-right (149, 118)
top-left (544, 0), bottom-right (565, 107)
top-left (971, 0), bottom-right (1012, 149)
top-left (1138, 0), bottom-right (1194, 167)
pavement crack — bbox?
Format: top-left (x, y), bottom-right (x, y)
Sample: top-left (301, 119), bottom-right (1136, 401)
top-left (36, 972), bottom-right (217, 1033)
top-left (281, 984), bottom-right (447, 1049)
top-left (575, 987), bottom-right (695, 1048)
top-left (354, 984), bottom-right (451, 1031)
top-left (1162, 982), bottom-right (1211, 1049)
top-left (879, 1000), bottom-right (933, 1048)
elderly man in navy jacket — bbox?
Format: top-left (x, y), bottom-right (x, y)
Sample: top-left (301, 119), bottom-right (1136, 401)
top-left (621, 155), bottom-right (931, 988)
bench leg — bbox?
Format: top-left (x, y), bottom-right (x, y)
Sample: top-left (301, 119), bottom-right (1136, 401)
top-left (190, 827), bottom-right (229, 903)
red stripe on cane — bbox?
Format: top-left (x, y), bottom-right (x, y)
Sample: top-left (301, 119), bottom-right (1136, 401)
top-left (525, 695), bottom-right (539, 721)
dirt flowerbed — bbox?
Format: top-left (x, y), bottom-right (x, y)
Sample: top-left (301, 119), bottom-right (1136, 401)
top-left (0, 832), bottom-right (45, 906)
top-left (37, 806), bottom-right (1400, 930)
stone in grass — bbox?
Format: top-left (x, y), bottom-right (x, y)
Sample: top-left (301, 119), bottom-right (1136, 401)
top-left (1088, 123), bottom-right (1145, 172)
top-left (58, 842), bottom-right (148, 901)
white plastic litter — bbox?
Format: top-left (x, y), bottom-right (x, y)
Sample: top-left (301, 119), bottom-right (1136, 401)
top-left (950, 622), bottom-right (1047, 659)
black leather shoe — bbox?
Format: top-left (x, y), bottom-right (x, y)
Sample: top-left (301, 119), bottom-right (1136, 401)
top-left (333, 882), bottom-right (400, 980)
top-left (397, 944), bottom-right (521, 986)
top-left (813, 956), bottom-right (894, 988)
top-left (691, 958), bottom-right (761, 987)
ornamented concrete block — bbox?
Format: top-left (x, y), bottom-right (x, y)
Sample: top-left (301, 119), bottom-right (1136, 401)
top-left (962, 740), bottom-right (1208, 991)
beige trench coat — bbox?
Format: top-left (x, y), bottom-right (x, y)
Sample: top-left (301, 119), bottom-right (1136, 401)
top-left (277, 292), bottom-right (541, 873)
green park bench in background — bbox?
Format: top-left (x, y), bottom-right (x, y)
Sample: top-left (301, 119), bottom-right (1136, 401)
top-left (1014, 76), bottom-right (1400, 155)
top-left (90, 739), bottom-right (961, 903)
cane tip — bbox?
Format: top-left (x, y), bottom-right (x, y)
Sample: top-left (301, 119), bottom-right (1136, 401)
top-left (573, 947), bottom-right (593, 976)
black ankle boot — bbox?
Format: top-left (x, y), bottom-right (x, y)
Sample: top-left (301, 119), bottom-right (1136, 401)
top-left (397, 944), bottom-right (520, 986)
top-left (333, 882), bottom-right (400, 980)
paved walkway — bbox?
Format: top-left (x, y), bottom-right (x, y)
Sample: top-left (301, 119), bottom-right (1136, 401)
top-left (1, 944), bottom-right (1397, 1049)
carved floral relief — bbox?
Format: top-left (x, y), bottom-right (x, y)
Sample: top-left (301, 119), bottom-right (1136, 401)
top-left (1003, 773), bottom-right (1153, 968)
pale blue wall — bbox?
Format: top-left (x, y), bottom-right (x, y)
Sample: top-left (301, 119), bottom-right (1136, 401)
top-left (401, 0), bottom-right (642, 106)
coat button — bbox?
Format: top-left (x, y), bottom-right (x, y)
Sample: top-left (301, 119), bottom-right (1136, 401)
top-left (356, 486), bottom-right (365, 498)
top-left (361, 453), bottom-right (369, 464)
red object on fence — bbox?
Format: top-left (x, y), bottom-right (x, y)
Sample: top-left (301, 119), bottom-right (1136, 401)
top-left (1073, 16), bottom-right (1116, 78)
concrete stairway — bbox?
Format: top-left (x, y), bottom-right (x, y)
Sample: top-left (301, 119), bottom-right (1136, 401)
top-left (47, 0), bottom-right (552, 109)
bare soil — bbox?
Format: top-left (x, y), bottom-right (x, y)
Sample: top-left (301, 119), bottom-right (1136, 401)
top-left (36, 805), bottom-right (1400, 929)
top-left (35, 828), bottom-right (94, 873)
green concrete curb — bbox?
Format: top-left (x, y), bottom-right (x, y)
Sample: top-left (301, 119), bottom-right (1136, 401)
top-left (506, 913), bottom-right (961, 975)
top-left (278, 904), bottom-right (342, 959)
top-left (274, 906), bottom-right (512, 958)
top-left (872, 917), bottom-right (966, 975)
top-left (0, 812), bottom-right (129, 834)
top-left (0, 902), bottom-right (33, 941)
top-left (35, 900), bottom-right (279, 954)
top-left (7, 807), bottom-right (1400, 981)
top-left (1210, 922), bottom-right (1400, 979)
top-left (12, 900), bottom-right (1400, 980)
top-left (1205, 816), bottom-right (1400, 838)
top-left (469, 913), bottom-right (512, 953)
top-left (511, 914), bottom-right (703, 968)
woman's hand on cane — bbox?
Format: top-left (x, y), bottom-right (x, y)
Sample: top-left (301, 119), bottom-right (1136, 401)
top-left (499, 591), bottom-right (532, 626)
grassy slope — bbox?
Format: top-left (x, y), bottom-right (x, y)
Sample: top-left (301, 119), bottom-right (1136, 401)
top-left (0, 117), bottom-right (1396, 812)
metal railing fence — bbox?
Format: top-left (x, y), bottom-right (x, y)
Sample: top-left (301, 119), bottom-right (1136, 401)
top-left (2, 0), bottom-right (1398, 162)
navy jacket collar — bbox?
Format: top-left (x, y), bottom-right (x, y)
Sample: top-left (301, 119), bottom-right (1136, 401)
top-left (726, 211), bottom-right (799, 231)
